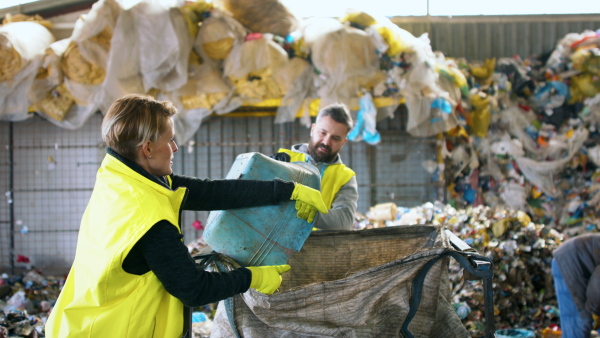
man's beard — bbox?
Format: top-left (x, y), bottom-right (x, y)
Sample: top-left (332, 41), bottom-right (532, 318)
top-left (308, 141), bottom-right (337, 163)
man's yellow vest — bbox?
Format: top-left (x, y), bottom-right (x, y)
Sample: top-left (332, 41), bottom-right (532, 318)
top-left (45, 154), bottom-right (188, 338)
top-left (278, 148), bottom-right (355, 208)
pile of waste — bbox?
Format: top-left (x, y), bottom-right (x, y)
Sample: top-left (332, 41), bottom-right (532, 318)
top-left (439, 30), bottom-right (600, 234)
top-left (0, 270), bottom-right (61, 337)
top-left (0, 269), bottom-right (215, 338)
top-left (0, 200), bottom-right (588, 337)
top-left (358, 201), bottom-right (567, 336)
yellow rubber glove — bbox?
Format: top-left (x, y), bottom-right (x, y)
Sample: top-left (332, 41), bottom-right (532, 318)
top-left (247, 265), bottom-right (291, 294)
top-left (290, 183), bottom-right (328, 223)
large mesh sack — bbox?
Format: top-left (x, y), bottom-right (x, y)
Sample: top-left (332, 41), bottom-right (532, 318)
top-left (0, 21), bottom-right (53, 82)
top-left (210, 225), bottom-right (489, 337)
top-left (275, 57), bottom-right (315, 126)
top-left (58, 0), bottom-right (121, 125)
top-left (296, 17), bottom-right (345, 53)
top-left (213, 0), bottom-right (299, 38)
top-left (163, 61), bottom-right (230, 143)
top-left (223, 35), bottom-right (289, 100)
top-left (30, 39), bottom-right (68, 104)
top-left (310, 24), bottom-right (382, 108)
top-left (194, 8), bottom-right (247, 65)
top-left (61, 26), bottom-right (111, 86)
top-left (0, 21), bottom-right (55, 121)
top-left (274, 17), bottom-right (352, 122)
top-left (178, 63), bottom-right (230, 111)
top-left (62, 0), bottom-right (119, 88)
top-left (29, 39), bottom-right (74, 122)
top-left (103, 0), bottom-right (192, 107)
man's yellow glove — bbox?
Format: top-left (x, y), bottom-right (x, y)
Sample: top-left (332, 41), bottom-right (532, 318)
top-left (290, 183), bottom-right (328, 223)
top-left (593, 313), bottom-right (600, 330)
top-left (247, 265), bottom-right (291, 295)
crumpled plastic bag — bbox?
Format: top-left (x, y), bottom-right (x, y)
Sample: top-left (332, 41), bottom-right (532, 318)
top-left (514, 127), bottom-right (589, 198)
top-left (533, 81), bottom-right (569, 112)
top-left (546, 30), bottom-right (595, 74)
top-left (495, 57), bottom-right (535, 97)
top-left (404, 92), bottom-right (458, 137)
top-left (490, 134), bottom-right (525, 158)
top-left (498, 181), bottom-right (527, 214)
top-left (569, 73), bottom-right (600, 102)
top-left (571, 46), bottom-right (600, 75)
top-left (469, 90), bottom-right (492, 138)
top-left (340, 9), bottom-right (418, 57)
top-left (389, 33), bottom-right (462, 137)
top-left (348, 92), bottom-right (381, 145)
top-left (392, 33), bottom-right (450, 129)
top-left (437, 59), bottom-right (469, 98)
top-left (3, 291), bottom-right (28, 312)
top-left (499, 105), bottom-right (544, 157)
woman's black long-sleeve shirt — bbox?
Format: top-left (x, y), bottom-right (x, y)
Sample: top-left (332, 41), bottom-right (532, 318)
top-left (109, 148), bottom-right (295, 307)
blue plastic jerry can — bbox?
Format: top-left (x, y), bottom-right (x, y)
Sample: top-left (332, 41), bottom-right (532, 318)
top-left (203, 152), bottom-right (321, 267)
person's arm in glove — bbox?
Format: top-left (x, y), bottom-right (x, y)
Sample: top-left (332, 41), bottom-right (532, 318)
top-left (269, 152), bottom-right (291, 162)
top-left (291, 183), bottom-right (328, 223)
top-left (247, 265), bottom-right (291, 294)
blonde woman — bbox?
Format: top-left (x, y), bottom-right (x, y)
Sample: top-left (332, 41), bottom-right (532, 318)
top-left (45, 94), bottom-right (327, 338)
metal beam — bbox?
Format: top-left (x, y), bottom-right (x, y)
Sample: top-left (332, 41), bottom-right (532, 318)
top-left (0, 0), bottom-right (96, 20)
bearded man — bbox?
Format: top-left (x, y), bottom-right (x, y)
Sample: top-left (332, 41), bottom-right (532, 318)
top-left (273, 103), bottom-right (358, 230)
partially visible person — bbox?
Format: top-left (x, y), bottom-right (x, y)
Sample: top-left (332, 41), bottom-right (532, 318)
top-left (552, 233), bottom-right (600, 338)
top-left (44, 94), bottom-right (328, 338)
top-left (273, 103), bottom-right (358, 230)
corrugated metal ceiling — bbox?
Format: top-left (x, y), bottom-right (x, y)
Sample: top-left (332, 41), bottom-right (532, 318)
top-left (1, 1), bottom-right (599, 61)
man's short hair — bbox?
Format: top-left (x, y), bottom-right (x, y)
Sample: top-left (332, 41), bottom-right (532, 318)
top-left (316, 103), bottom-right (353, 133)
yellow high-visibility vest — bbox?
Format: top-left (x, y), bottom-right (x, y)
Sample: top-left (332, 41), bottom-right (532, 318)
top-left (45, 153), bottom-right (187, 338)
top-left (278, 148), bottom-right (355, 208)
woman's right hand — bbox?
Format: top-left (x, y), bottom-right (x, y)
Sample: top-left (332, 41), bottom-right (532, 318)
top-left (247, 265), bottom-right (291, 294)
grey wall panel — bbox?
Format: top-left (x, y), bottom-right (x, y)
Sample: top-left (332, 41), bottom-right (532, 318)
top-left (0, 114), bottom-right (103, 275)
top-left (394, 15), bottom-right (600, 61)
top-left (490, 22), bottom-right (504, 58)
